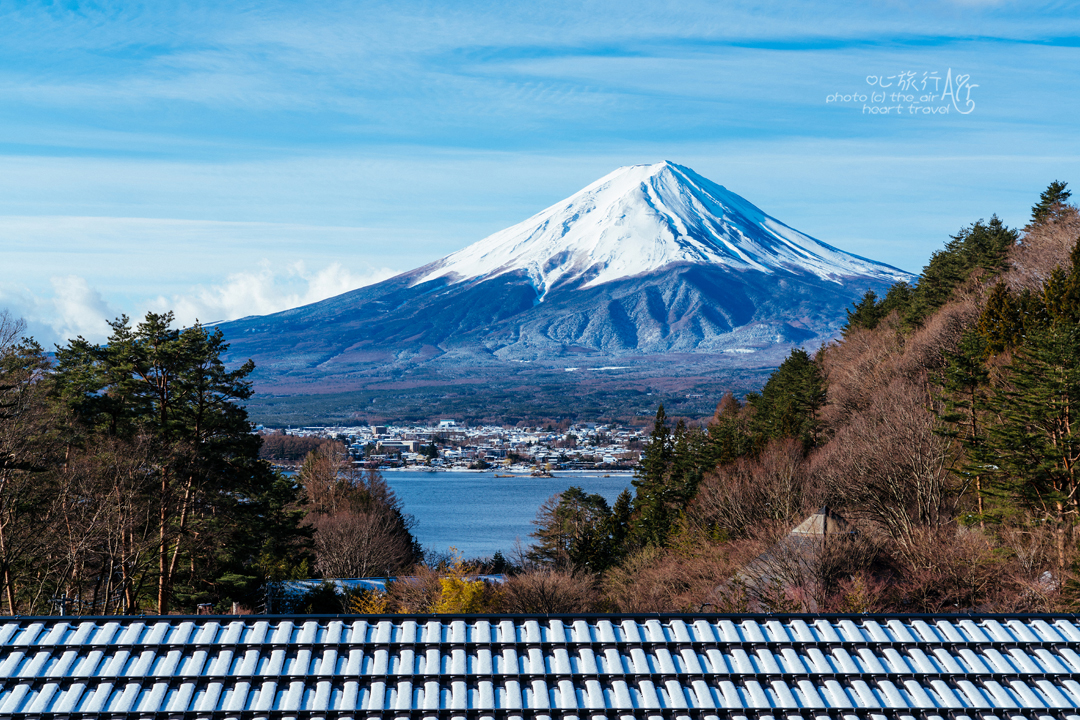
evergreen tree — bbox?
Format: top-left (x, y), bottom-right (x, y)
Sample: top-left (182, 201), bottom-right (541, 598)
top-left (628, 406), bottom-right (712, 549)
top-left (705, 393), bottom-right (751, 466)
top-left (528, 486), bottom-right (617, 572)
top-left (748, 348), bottom-right (826, 449)
top-left (1032, 180), bottom-right (1072, 225)
top-left (52, 312), bottom-right (283, 613)
top-left (842, 290), bottom-right (883, 335)
top-left (977, 241), bottom-right (1080, 354)
top-left (938, 331), bottom-right (991, 523)
top-left (978, 325), bottom-right (1080, 569)
top-left (977, 283), bottom-right (1026, 354)
top-left (878, 281), bottom-right (915, 319)
top-left (906, 216), bottom-right (1018, 326)
top-left (1042, 241), bottom-right (1080, 326)
top-left (609, 488), bottom-right (633, 550)
top-left (841, 283), bottom-right (916, 337)
top-left (630, 405), bottom-right (674, 548)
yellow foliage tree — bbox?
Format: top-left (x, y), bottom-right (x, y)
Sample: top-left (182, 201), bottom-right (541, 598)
top-left (432, 549), bottom-right (495, 613)
top-left (347, 587), bottom-right (391, 614)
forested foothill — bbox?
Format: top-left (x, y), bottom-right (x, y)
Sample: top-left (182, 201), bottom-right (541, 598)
top-left (2, 181), bottom-right (1079, 615)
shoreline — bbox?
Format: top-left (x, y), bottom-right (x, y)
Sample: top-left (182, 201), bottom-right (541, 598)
top-left (380, 466), bottom-right (634, 474)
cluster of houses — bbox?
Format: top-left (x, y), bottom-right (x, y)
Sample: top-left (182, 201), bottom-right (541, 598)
top-left (283, 420), bottom-right (645, 471)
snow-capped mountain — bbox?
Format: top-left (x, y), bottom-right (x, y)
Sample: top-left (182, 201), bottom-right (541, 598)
top-left (418, 161), bottom-right (905, 298)
top-left (217, 162), bottom-right (912, 403)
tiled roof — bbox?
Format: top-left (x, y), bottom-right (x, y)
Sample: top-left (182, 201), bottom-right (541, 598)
top-left (0, 613), bottom-right (1079, 718)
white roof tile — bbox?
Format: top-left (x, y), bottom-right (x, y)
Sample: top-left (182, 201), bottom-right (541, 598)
top-left (0, 614), bottom-right (1077, 717)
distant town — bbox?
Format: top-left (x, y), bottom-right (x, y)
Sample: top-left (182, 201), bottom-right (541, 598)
top-left (259, 420), bottom-right (645, 472)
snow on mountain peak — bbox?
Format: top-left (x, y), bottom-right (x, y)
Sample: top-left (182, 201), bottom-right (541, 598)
top-left (416, 161), bottom-right (909, 298)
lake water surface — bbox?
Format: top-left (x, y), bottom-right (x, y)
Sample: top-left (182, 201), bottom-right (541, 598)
top-left (383, 470), bottom-right (634, 559)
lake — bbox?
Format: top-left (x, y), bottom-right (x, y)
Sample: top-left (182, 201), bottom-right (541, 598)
top-left (382, 470), bottom-right (634, 559)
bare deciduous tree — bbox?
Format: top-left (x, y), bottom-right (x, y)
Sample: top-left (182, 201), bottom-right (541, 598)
top-left (1007, 205), bottom-right (1080, 292)
top-left (300, 443), bottom-right (419, 579)
top-left (819, 315), bottom-right (905, 427)
top-left (502, 568), bottom-right (600, 613)
top-left (813, 377), bottom-right (962, 554)
top-left (689, 438), bottom-right (809, 539)
top-left (310, 507), bottom-right (416, 579)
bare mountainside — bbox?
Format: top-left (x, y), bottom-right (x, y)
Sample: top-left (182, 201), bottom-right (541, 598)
top-left (218, 162), bottom-right (911, 424)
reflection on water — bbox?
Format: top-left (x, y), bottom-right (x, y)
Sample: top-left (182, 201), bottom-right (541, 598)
top-left (383, 471), bottom-right (633, 559)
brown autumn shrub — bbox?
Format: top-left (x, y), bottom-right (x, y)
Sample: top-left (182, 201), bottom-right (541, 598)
top-left (818, 314), bottom-right (905, 428)
top-left (501, 569), bottom-right (601, 613)
top-left (894, 526), bottom-right (1000, 612)
top-left (688, 438), bottom-right (812, 540)
top-left (832, 572), bottom-right (893, 613)
top-left (603, 540), bottom-right (761, 613)
top-left (383, 565), bottom-right (444, 613)
top-left (980, 524), bottom-right (1062, 613)
top-left (811, 376), bottom-right (961, 550)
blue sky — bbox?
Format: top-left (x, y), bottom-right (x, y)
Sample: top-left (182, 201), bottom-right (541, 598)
top-left (2, 0), bottom-right (1079, 344)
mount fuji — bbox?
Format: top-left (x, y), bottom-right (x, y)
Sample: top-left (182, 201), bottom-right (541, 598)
top-left (218, 162), bottom-right (911, 422)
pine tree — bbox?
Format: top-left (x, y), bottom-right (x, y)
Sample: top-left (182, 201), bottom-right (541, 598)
top-left (878, 281), bottom-right (915, 319)
top-left (1042, 240), bottom-right (1080, 326)
top-left (528, 486), bottom-right (617, 572)
top-left (905, 216), bottom-right (1018, 326)
top-left (748, 348), bottom-right (826, 449)
top-left (842, 290), bottom-right (882, 335)
top-left (705, 393), bottom-right (751, 466)
top-left (630, 405), bottom-right (676, 548)
top-left (977, 283), bottom-right (1025, 354)
top-left (938, 332), bottom-right (991, 524)
top-left (1032, 180), bottom-right (1072, 225)
top-left (979, 325), bottom-right (1080, 570)
top-left (609, 488), bottom-right (633, 550)
top-left (52, 312), bottom-right (280, 613)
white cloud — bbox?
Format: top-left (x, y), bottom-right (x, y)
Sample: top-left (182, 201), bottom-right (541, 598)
top-left (0, 276), bottom-right (117, 346)
top-left (0, 262), bottom-right (395, 348)
top-left (151, 260), bottom-right (396, 327)
top-left (49, 276), bottom-right (116, 341)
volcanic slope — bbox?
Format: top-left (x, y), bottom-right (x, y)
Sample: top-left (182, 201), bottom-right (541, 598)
top-left (219, 161), bottom-right (912, 421)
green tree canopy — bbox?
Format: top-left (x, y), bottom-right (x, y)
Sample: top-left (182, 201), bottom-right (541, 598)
top-left (905, 216), bottom-right (1018, 326)
top-left (1032, 180), bottom-right (1072, 225)
top-left (528, 486), bottom-right (620, 572)
top-left (748, 348), bottom-right (826, 450)
top-left (52, 312), bottom-right (286, 613)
